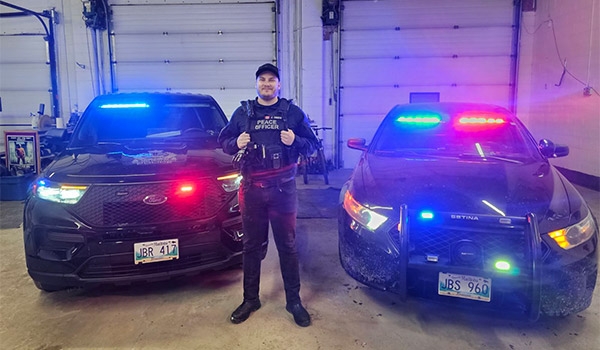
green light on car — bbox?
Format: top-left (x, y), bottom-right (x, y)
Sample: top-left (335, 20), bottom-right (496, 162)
top-left (493, 260), bottom-right (520, 275)
top-left (494, 260), bottom-right (511, 271)
top-left (396, 114), bottom-right (441, 124)
top-left (420, 211), bottom-right (434, 219)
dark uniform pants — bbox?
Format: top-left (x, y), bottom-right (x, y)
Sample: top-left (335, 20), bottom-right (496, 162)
top-left (238, 178), bottom-right (301, 305)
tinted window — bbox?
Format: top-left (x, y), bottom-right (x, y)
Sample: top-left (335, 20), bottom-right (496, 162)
top-left (372, 109), bottom-right (539, 161)
top-left (73, 101), bottom-right (226, 146)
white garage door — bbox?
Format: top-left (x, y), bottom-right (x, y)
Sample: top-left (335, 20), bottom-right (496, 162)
top-left (339, 0), bottom-right (517, 168)
top-left (109, 1), bottom-right (277, 117)
top-left (0, 11), bottom-right (53, 136)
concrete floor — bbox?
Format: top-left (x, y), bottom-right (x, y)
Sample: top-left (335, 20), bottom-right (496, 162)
top-left (0, 169), bottom-right (598, 350)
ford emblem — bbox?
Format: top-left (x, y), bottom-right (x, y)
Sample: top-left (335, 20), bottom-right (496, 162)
top-left (143, 194), bottom-right (168, 205)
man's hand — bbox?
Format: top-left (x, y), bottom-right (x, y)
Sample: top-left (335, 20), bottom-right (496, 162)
top-left (237, 132), bottom-right (251, 149)
top-left (280, 129), bottom-right (295, 146)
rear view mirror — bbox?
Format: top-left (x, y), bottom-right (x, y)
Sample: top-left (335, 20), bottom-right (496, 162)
top-left (347, 138), bottom-right (367, 151)
top-left (539, 139), bottom-right (569, 158)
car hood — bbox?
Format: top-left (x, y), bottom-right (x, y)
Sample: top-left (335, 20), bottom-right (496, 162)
top-left (43, 146), bottom-right (235, 183)
top-left (351, 154), bottom-right (587, 233)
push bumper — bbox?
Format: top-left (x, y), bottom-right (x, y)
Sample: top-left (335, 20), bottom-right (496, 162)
top-left (339, 205), bottom-right (598, 320)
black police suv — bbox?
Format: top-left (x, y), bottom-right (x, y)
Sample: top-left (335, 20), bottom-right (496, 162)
top-left (339, 102), bottom-right (598, 320)
top-left (23, 93), bottom-right (244, 292)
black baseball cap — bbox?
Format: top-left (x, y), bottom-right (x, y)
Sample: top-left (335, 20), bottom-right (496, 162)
top-left (256, 63), bottom-right (280, 79)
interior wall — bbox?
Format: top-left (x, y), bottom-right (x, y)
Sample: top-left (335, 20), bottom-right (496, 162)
top-left (516, 0), bottom-right (600, 177)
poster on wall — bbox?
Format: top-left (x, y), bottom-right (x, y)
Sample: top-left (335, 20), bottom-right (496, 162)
top-left (4, 130), bottom-right (40, 175)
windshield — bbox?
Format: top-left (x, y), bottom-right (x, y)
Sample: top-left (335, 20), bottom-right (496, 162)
top-left (372, 108), bottom-right (540, 162)
top-left (71, 100), bottom-right (227, 147)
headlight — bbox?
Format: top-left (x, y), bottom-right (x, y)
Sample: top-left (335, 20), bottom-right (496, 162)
top-left (342, 191), bottom-right (388, 231)
top-left (34, 179), bottom-right (88, 204)
top-left (217, 173), bottom-right (243, 192)
top-left (548, 211), bottom-right (597, 250)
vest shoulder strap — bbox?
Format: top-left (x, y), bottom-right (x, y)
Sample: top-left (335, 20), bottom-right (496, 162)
top-left (277, 98), bottom-right (292, 129)
top-left (240, 99), bottom-right (254, 132)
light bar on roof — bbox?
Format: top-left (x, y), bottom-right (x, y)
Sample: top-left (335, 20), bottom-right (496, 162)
top-left (396, 114), bottom-right (441, 124)
top-left (100, 103), bottom-right (150, 109)
top-left (459, 117), bottom-right (505, 124)
top-left (457, 111), bottom-right (506, 124)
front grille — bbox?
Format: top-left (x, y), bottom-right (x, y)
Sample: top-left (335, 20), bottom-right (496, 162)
top-left (391, 211), bottom-right (530, 270)
top-left (407, 225), bottom-right (527, 267)
top-left (70, 180), bottom-right (232, 227)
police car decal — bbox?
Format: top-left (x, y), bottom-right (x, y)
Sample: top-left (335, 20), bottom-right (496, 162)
top-left (127, 150), bottom-right (179, 165)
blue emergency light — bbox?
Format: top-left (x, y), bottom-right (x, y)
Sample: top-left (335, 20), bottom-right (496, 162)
top-left (100, 103), bottom-right (150, 109)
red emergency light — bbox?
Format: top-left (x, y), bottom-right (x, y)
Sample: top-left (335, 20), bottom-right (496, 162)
top-left (174, 182), bottom-right (197, 197)
top-left (454, 112), bottom-right (507, 130)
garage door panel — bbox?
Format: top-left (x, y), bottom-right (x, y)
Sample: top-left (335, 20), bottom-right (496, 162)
top-left (340, 87), bottom-right (408, 116)
top-left (0, 16), bottom-right (46, 34)
top-left (115, 62), bottom-right (264, 90)
top-left (438, 86), bottom-right (512, 106)
top-left (112, 3), bottom-right (274, 33)
top-left (0, 64), bottom-right (50, 90)
top-left (207, 89), bottom-right (258, 118)
top-left (0, 36), bottom-right (47, 63)
top-left (342, 115), bottom-right (382, 142)
top-left (113, 34), bottom-right (273, 62)
top-left (341, 27), bottom-right (513, 58)
top-left (342, 0), bottom-right (513, 28)
top-left (340, 85), bottom-right (511, 116)
top-left (341, 56), bottom-right (512, 86)
top-left (0, 18), bottom-right (50, 129)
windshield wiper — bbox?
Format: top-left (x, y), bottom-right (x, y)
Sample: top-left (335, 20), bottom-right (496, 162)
top-left (67, 142), bottom-right (122, 151)
top-left (147, 130), bottom-right (181, 138)
top-left (374, 149), bottom-right (458, 159)
top-left (458, 153), bottom-right (523, 164)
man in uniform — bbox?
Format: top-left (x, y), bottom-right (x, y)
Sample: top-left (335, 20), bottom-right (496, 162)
top-left (217, 63), bottom-right (318, 327)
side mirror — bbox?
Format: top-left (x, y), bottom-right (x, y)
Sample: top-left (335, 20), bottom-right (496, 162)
top-left (347, 138), bottom-right (367, 151)
top-left (539, 139), bottom-right (569, 158)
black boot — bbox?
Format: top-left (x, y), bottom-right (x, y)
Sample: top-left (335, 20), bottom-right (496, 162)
top-left (230, 300), bottom-right (261, 324)
top-left (286, 303), bottom-right (311, 327)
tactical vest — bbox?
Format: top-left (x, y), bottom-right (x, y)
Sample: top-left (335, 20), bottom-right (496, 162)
top-left (242, 98), bottom-right (291, 134)
top-left (239, 98), bottom-right (294, 171)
